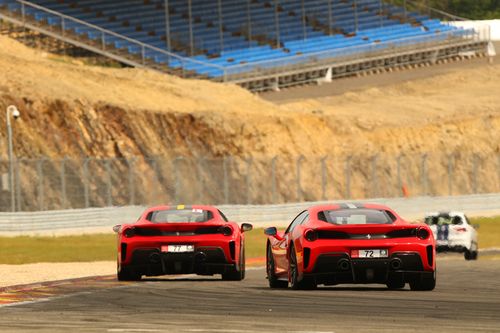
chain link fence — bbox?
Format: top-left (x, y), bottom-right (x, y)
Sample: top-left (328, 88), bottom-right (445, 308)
top-left (0, 153), bottom-right (499, 212)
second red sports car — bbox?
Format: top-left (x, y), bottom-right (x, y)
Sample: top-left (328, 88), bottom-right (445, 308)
top-left (114, 205), bottom-right (252, 281)
top-left (265, 203), bottom-right (436, 290)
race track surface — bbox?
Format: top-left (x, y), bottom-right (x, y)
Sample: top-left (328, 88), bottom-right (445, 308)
top-left (0, 258), bottom-right (499, 333)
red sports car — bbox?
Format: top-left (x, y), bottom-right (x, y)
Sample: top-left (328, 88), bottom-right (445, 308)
top-left (114, 205), bottom-right (252, 281)
top-left (265, 203), bottom-right (436, 290)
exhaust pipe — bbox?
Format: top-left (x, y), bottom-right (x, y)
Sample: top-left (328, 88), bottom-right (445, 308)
top-left (338, 259), bottom-right (350, 271)
top-left (149, 253), bottom-right (161, 264)
top-left (390, 258), bottom-right (402, 270)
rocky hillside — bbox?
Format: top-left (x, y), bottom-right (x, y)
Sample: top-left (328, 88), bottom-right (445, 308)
top-left (1, 35), bottom-right (500, 209)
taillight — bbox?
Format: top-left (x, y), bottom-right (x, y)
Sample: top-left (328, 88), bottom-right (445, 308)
top-left (220, 225), bottom-right (233, 236)
top-left (416, 227), bottom-right (430, 240)
top-left (455, 227), bottom-right (467, 232)
top-left (304, 229), bottom-right (317, 242)
top-left (123, 227), bottom-right (135, 238)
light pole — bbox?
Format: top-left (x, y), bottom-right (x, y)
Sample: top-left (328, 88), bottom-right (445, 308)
top-left (6, 105), bottom-right (20, 212)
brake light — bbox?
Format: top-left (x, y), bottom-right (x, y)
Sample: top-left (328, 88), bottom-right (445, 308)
top-left (123, 227), bottom-right (135, 238)
top-left (220, 225), bottom-right (233, 236)
top-left (455, 227), bottom-right (467, 232)
top-left (416, 227), bottom-right (430, 240)
top-left (304, 229), bottom-right (317, 242)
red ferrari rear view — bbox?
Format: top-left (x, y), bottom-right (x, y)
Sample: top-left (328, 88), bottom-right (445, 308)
top-left (115, 205), bottom-right (252, 281)
top-left (265, 203), bottom-right (436, 290)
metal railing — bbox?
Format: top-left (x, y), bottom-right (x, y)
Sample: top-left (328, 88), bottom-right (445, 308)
top-left (1, 153), bottom-right (500, 212)
top-left (0, 0), bottom-right (225, 78)
top-left (0, 0), bottom-right (490, 86)
top-left (220, 27), bottom-right (482, 81)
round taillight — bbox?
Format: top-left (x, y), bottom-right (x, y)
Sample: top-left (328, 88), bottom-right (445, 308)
top-left (220, 225), bottom-right (233, 236)
top-left (124, 227), bottom-right (135, 238)
top-left (304, 229), bottom-right (317, 242)
top-left (417, 227), bottom-right (430, 240)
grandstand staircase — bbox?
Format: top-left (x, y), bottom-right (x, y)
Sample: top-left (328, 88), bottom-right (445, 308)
top-left (0, 0), bottom-right (490, 91)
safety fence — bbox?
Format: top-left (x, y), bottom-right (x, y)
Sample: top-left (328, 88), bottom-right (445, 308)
top-left (1, 193), bottom-right (500, 233)
top-left (1, 153), bottom-right (500, 212)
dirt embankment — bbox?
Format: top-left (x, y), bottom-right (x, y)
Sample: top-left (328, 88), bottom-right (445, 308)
top-left (1, 35), bottom-right (500, 205)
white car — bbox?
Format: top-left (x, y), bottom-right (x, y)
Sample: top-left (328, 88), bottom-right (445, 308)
top-left (424, 212), bottom-right (478, 260)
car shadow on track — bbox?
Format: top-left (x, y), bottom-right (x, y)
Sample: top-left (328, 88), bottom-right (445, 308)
top-left (141, 277), bottom-right (226, 283)
top-left (249, 286), bottom-right (409, 292)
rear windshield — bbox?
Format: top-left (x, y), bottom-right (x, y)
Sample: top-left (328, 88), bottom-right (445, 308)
top-left (425, 215), bottom-right (462, 226)
top-left (147, 209), bottom-right (214, 223)
top-left (320, 209), bottom-right (394, 225)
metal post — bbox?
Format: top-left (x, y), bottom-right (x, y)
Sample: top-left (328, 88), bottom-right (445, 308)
top-left (447, 154), bottom-right (453, 196)
top-left (105, 159), bottom-right (112, 207)
top-left (173, 157), bottom-right (183, 204)
top-left (403, 0), bottom-right (407, 20)
top-left (83, 158), bottom-right (90, 208)
top-left (327, 0), bottom-right (333, 35)
top-left (379, 0), bottom-right (383, 27)
top-left (321, 156), bottom-right (328, 201)
top-left (271, 156), bottom-right (277, 203)
top-left (217, 0), bottom-right (224, 53)
top-left (61, 17), bottom-right (65, 37)
top-left (223, 156), bottom-right (230, 204)
top-left (188, 0), bottom-right (194, 56)
top-left (301, 0), bottom-right (306, 39)
top-left (371, 155), bottom-right (378, 198)
top-left (37, 159), bottom-right (44, 211)
top-left (164, 0), bottom-right (171, 52)
top-left (246, 158), bottom-right (252, 204)
top-left (128, 158), bottom-right (135, 206)
top-left (421, 154), bottom-right (427, 196)
top-left (396, 155), bottom-right (402, 197)
top-left (15, 159), bottom-right (21, 212)
top-left (246, 0), bottom-right (252, 47)
top-left (345, 156), bottom-right (352, 199)
top-left (296, 156), bottom-right (304, 202)
top-left (6, 106), bottom-right (17, 212)
top-left (353, 0), bottom-right (359, 33)
top-left (472, 154), bottom-right (479, 194)
top-left (61, 157), bottom-right (67, 209)
top-left (274, 0), bottom-right (280, 48)
top-left (197, 158), bottom-right (205, 203)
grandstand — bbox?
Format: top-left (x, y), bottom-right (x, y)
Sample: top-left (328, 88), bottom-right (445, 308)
top-left (0, 0), bottom-right (489, 90)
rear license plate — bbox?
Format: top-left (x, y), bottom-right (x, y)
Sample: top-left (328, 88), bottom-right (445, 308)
top-left (351, 249), bottom-right (388, 258)
top-left (162, 245), bottom-right (194, 253)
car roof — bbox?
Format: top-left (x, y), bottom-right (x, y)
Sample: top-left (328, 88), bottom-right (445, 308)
top-left (308, 202), bottom-right (394, 213)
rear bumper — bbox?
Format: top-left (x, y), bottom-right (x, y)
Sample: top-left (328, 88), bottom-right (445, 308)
top-left (436, 245), bottom-right (467, 253)
top-left (123, 246), bottom-right (235, 276)
top-left (306, 252), bottom-right (432, 285)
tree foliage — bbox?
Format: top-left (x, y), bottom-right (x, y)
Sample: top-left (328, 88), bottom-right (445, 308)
top-left (413, 0), bottom-right (500, 19)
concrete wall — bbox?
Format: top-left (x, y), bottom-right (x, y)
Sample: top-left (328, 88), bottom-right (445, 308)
top-left (1, 194), bottom-right (500, 235)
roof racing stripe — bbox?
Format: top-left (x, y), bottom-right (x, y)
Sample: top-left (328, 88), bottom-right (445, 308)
top-left (345, 203), bottom-right (357, 209)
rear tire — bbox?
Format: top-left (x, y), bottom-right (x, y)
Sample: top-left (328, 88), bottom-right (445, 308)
top-left (386, 278), bottom-right (405, 290)
top-left (289, 245), bottom-right (316, 290)
top-left (409, 271), bottom-right (436, 291)
top-left (465, 244), bottom-right (478, 261)
top-left (222, 246), bottom-right (245, 281)
top-left (117, 265), bottom-right (141, 281)
top-left (267, 245), bottom-right (288, 288)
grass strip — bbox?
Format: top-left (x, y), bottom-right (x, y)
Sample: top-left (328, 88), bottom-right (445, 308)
top-left (0, 216), bottom-right (498, 265)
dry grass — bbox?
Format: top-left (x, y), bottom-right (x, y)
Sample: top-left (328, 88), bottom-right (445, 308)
top-left (0, 219), bottom-right (498, 265)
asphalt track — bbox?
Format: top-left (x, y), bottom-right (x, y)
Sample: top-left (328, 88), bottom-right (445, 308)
top-left (0, 258), bottom-right (499, 333)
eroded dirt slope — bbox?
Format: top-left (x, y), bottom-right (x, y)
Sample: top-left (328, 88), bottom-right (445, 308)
top-left (1, 35), bottom-right (500, 203)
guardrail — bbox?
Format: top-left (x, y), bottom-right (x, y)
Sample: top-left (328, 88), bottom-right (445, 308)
top-left (1, 194), bottom-right (500, 234)
top-left (0, 0), bottom-right (225, 78)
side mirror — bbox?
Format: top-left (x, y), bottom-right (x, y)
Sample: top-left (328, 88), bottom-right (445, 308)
top-left (112, 225), bottom-right (121, 233)
top-left (264, 227), bottom-right (277, 236)
top-left (241, 223), bottom-right (253, 232)
top-left (473, 224), bottom-right (480, 229)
